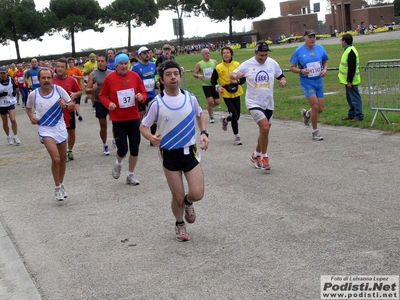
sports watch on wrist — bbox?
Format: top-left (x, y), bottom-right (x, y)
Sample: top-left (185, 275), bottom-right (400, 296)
top-left (200, 130), bottom-right (209, 137)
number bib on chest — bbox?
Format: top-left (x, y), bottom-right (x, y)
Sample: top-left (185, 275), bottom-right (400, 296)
top-left (143, 78), bottom-right (155, 92)
top-left (306, 61), bottom-right (321, 78)
top-left (32, 75), bottom-right (39, 85)
top-left (203, 67), bottom-right (213, 79)
top-left (117, 88), bottom-right (135, 108)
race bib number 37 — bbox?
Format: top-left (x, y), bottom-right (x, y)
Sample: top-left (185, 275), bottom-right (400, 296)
top-left (117, 88), bottom-right (135, 108)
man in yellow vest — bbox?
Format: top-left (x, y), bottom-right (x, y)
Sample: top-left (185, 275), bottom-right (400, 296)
top-left (338, 34), bottom-right (364, 122)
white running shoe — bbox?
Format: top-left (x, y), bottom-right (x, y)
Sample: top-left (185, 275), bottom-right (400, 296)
top-left (54, 187), bottom-right (64, 201)
top-left (126, 173), bottom-right (140, 185)
top-left (13, 136), bottom-right (21, 145)
top-left (7, 135), bottom-right (13, 145)
top-left (60, 184), bottom-right (68, 199)
top-left (301, 109), bottom-right (311, 126)
top-left (234, 136), bottom-right (242, 145)
top-left (312, 129), bottom-right (324, 141)
top-left (112, 138), bottom-right (117, 150)
top-left (112, 163), bottom-right (122, 179)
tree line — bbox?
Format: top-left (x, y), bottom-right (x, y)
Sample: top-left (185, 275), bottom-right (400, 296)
top-left (0, 0), bottom-right (265, 61)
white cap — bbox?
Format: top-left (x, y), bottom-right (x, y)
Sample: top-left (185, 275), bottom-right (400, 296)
top-left (138, 46), bottom-right (149, 55)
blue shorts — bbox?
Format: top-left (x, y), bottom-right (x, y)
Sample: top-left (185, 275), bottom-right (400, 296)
top-left (0, 105), bottom-right (15, 115)
top-left (300, 77), bottom-right (324, 98)
top-left (95, 101), bottom-right (109, 119)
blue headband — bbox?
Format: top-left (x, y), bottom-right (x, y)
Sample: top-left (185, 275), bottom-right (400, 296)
top-left (115, 53), bottom-right (129, 66)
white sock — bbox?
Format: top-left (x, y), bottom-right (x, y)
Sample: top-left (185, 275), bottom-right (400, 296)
top-left (116, 160), bottom-right (123, 166)
top-left (127, 171), bottom-right (134, 176)
top-left (262, 153), bottom-right (268, 158)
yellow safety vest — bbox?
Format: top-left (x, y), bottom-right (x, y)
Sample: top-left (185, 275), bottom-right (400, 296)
top-left (338, 46), bottom-right (361, 85)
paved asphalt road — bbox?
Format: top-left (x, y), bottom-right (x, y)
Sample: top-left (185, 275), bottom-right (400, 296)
top-left (1, 31), bottom-right (399, 300)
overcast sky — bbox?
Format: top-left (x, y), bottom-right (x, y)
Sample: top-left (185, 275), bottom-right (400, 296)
top-left (0, 0), bottom-right (327, 61)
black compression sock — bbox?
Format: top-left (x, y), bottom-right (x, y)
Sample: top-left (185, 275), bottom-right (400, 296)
top-left (184, 194), bottom-right (192, 206)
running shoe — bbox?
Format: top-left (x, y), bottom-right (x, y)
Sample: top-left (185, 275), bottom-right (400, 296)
top-left (126, 173), bottom-right (140, 185)
top-left (184, 204), bottom-right (196, 224)
top-left (261, 157), bottom-right (271, 170)
top-left (175, 223), bottom-right (190, 242)
top-left (250, 153), bottom-right (262, 169)
top-left (60, 184), bottom-right (68, 199)
top-left (312, 129), bottom-right (324, 141)
top-left (234, 136), bottom-right (242, 145)
top-left (13, 136), bottom-right (21, 145)
top-left (7, 135), bottom-right (13, 145)
top-left (112, 163), bottom-right (122, 179)
top-left (103, 145), bottom-right (110, 155)
top-left (209, 116), bottom-right (215, 123)
top-left (300, 108), bottom-right (311, 126)
top-left (78, 115), bottom-right (83, 121)
top-left (112, 138), bottom-right (117, 149)
top-left (54, 187), bottom-right (64, 201)
top-left (220, 116), bottom-right (228, 131)
top-left (67, 150), bottom-right (74, 161)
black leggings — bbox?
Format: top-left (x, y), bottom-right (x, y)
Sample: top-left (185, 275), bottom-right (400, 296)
top-left (112, 119), bottom-right (141, 157)
top-left (223, 96), bottom-right (241, 135)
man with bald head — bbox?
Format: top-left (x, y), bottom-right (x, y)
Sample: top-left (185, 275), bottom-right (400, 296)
top-left (24, 58), bottom-right (41, 90)
top-left (193, 48), bottom-right (220, 123)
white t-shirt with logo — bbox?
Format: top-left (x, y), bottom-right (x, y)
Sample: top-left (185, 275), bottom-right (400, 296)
top-left (232, 57), bottom-right (283, 111)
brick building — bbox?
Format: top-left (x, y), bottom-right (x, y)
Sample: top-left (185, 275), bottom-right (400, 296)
top-left (325, 0), bottom-right (395, 33)
top-left (252, 0), bottom-right (319, 43)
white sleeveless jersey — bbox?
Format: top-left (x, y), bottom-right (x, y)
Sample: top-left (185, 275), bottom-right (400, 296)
top-left (26, 85), bottom-right (71, 143)
top-left (143, 90), bottom-right (202, 150)
top-left (0, 76), bottom-right (17, 107)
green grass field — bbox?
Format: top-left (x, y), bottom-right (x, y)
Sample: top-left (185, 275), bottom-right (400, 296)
top-left (173, 39), bottom-right (400, 132)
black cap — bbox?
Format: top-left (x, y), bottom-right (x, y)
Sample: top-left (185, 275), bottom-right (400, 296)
top-left (254, 42), bottom-right (271, 52)
top-left (304, 29), bottom-right (316, 37)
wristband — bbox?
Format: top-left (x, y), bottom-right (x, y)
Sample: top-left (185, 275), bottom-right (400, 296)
top-left (200, 130), bottom-right (209, 137)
